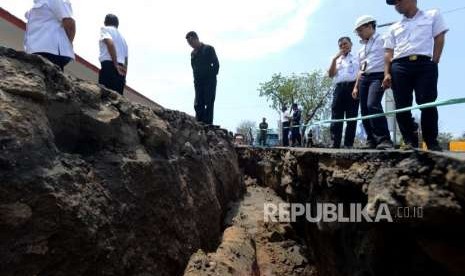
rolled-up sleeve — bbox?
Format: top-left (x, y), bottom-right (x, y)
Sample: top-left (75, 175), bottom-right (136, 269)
top-left (432, 10), bottom-right (449, 37)
top-left (383, 31), bottom-right (395, 50)
top-left (100, 27), bottom-right (112, 41)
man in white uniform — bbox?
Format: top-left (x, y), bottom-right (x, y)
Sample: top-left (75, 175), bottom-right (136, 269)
top-left (328, 37), bottom-right (360, 149)
top-left (383, 0), bottom-right (448, 151)
top-left (352, 15), bottom-right (393, 150)
top-left (24, 0), bottom-right (75, 70)
top-left (281, 106), bottom-right (291, 146)
top-left (98, 14), bottom-right (128, 95)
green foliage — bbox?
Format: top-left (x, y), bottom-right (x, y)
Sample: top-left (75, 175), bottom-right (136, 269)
top-left (236, 120), bottom-right (256, 136)
top-left (438, 132), bottom-right (454, 145)
top-left (258, 70), bottom-right (333, 125)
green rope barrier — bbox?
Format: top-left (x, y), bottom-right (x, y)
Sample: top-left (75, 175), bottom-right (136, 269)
top-left (279, 97), bottom-right (465, 129)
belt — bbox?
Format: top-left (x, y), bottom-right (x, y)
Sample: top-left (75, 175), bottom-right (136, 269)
top-left (336, 81), bottom-right (356, 86)
top-left (101, 60), bottom-right (125, 66)
top-left (394, 55), bottom-right (431, 63)
top-left (361, 72), bottom-right (384, 77)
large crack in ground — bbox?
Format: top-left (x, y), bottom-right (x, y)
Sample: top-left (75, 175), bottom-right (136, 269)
top-left (184, 176), bottom-right (318, 276)
top-left (184, 147), bottom-right (465, 276)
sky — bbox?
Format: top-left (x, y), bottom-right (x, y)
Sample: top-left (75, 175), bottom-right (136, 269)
top-left (1, 0), bottom-right (464, 137)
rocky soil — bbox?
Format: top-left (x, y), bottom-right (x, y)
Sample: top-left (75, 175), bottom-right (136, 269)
top-left (236, 147), bottom-right (465, 276)
top-left (0, 47), bottom-right (244, 276)
top-left (184, 177), bottom-right (318, 275)
top-left (2, 45), bottom-right (465, 276)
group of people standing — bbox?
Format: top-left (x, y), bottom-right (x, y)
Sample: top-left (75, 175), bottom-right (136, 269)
top-left (23, 0), bottom-right (219, 126)
top-left (328, 0), bottom-right (447, 151)
top-left (24, 0), bottom-right (128, 95)
top-left (22, 0), bottom-right (448, 151)
top-left (281, 104), bottom-right (302, 147)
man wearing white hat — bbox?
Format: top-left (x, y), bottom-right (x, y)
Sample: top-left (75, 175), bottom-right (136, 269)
top-left (382, 0), bottom-right (448, 151)
top-left (352, 15), bottom-right (393, 150)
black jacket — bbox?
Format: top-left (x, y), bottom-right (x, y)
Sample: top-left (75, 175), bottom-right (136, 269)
top-left (292, 109), bottom-right (301, 125)
top-left (191, 44), bottom-right (219, 81)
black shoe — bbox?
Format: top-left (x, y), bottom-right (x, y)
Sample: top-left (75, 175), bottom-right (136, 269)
top-left (400, 142), bottom-right (416, 150)
top-left (343, 145), bottom-right (353, 149)
top-left (376, 140), bottom-right (394, 150)
top-left (359, 141), bottom-right (377, 149)
top-left (427, 143), bottom-right (443, 152)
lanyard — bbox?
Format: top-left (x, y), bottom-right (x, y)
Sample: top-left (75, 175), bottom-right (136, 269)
top-left (364, 34), bottom-right (379, 59)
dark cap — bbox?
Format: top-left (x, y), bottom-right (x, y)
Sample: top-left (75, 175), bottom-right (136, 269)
top-left (386, 0), bottom-right (396, 5)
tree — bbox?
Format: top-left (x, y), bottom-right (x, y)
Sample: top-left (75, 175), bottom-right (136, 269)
top-left (258, 71), bottom-right (332, 121)
top-left (236, 120), bottom-right (256, 144)
top-left (258, 70), bottom-right (333, 141)
top-left (461, 132), bottom-right (465, 140)
top-left (293, 71), bottom-right (333, 125)
top-left (437, 132), bottom-right (454, 145)
top-left (257, 73), bottom-right (296, 113)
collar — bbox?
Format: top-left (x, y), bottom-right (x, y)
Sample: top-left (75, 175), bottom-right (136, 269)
top-left (340, 52), bottom-right (354, 60)
top-left (402, 9), bottom-right (422, 21)
top-left (360, 32), bottom-right (379, 45)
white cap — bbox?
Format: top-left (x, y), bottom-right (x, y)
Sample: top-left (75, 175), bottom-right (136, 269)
top-left (354, 15), bottom-right (376, 31)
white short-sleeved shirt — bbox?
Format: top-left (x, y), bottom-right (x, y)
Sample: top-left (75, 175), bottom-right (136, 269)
top-left (24, 0), bottom-right (74, 59)
top-left (282, 110), bottom-right (290, 123)
top-left (384, 9), bottom-right (449, 60)
top-left (99, 26), bottom-right (128, 65)
top-left (358, 33), bottom-right (384, 74)
top-left (332, 52), bottom-right (359, 84)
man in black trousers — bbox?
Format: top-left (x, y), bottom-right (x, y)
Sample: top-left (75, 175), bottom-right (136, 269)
top-left (98, 14), bottom-right (128, 94)
top-left (186, 31), bottom-right (220, 125)
top-left (383, 0), bottom-right (448, 151)
top-left (327, 37), bottom-right (360, 148)
top-left (291, 103), bottom-right (302, 147)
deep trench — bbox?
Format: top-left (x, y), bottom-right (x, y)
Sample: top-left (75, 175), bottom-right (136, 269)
top-left (220, 146), bottom-right (465, 276)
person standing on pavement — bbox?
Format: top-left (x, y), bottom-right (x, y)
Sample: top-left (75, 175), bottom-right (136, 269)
top-left (383, 0), bottom-right (448, 151)
top-left (291, 103), bottom-right (302, 147)
top-left (186, 31), bottom-right (220, 125)
top-left (328, 37), bottom-right (360, 148)
top-left (352, 15), bottom-right (393, 150)
top-left (281, 106), bottom-right (291, 146)
top-left (24, 0), bottom-right (75, 70)
top-left (98, 14), bottom-right (128, 95)
top-left (259, 118), bottom-right (268, 146)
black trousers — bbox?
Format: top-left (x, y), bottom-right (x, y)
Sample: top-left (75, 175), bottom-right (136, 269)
top-left (194, 78), bottom-right (217, 124)
top-left (359, 73), bottom-right (391, 144)
top-left (291, 125), bottom-right (301, 146)
top-left (99, 61), bottom-right (126, 95)
top-left (391, 57), bottom-right (438, 147)
top-left (259, 131), bottom-right (267, 146)
top-left (330, 81), bottom-right (359, 148)
top-left (35, 52), bottom-right (71, 71)
top-left (282, 121), bottom-right (290, 146)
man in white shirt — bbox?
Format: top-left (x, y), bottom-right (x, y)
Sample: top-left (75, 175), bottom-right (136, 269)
top-left (98, 14), bottom-right (128, 95)
top-left (281, 106), bottom-right (291, 146)
top-left (24, 0), bottom-right (75, 70)
top-left (328, 37), bottom-right (360, 149)
top-left (352, 15), bottom-right (393, 150)
top-left (383, 0), bottom-right (448, 151)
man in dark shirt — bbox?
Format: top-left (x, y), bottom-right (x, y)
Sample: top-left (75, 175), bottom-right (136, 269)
top-left (259, 118), bottom-right (268, 146)
top-left (186, 31), bottom-right (220, 125)
top-left (291, 103), bottom-right (302, 147)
